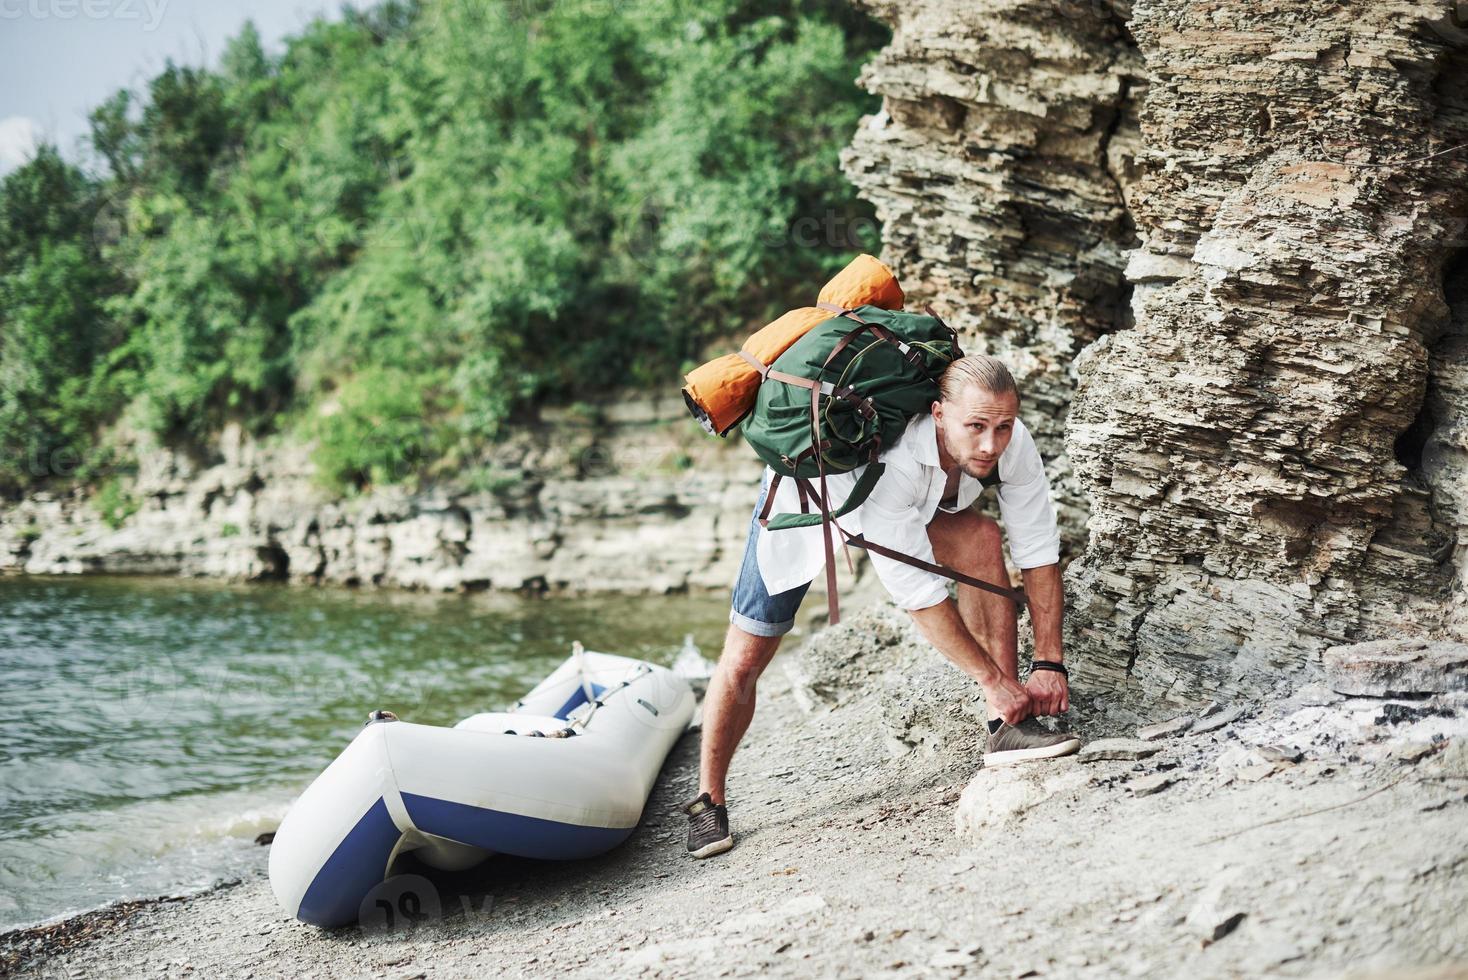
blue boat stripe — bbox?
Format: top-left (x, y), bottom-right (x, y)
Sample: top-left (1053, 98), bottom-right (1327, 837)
top-left (401, 792), bottom-right (631, 860)
top-left (551, 681), bottom-right (607, 720)
top-left (296, 797), bottom-right (404, 929)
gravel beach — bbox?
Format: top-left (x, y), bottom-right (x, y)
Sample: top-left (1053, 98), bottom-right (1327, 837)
top-left (5, 605), bottom-right (1466, 980)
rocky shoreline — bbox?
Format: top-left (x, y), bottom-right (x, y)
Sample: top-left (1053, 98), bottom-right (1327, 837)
top-left (5, 604), bottom-right (1463, 979)
top-left (0, 396), bottom-right (760, 596)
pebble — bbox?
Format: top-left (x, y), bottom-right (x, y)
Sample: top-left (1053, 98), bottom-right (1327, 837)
top-left (1128, 773), bottom-right (1177, 796)
top-left (1393, 743), bottom-right (1436, 764)
top-left (1137, 715), bottom-right (1193, 740)
top-left (1191, 704), bottom-right (1247, 735)
top-left (1236, 764), bottom-right (1277, 782)
top-left (928, 943), bottom-right (982, 968)
top-left (1198, 911), bottom-right (1246, 945)
top-left (1079, 738), bottom-right (1161, 762)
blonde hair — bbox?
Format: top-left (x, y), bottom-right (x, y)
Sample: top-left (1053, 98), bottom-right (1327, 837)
top-left (938, 354), bottom-right (1019, 404)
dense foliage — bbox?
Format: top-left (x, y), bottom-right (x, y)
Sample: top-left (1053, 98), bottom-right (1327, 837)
top-left (0, 0), bottom-right (885, 495)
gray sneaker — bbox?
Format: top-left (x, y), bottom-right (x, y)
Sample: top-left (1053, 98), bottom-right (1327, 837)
top-left (983, 718), bottom-right (1081, 767)
top-left (678, 791), bottom-right (733, 858)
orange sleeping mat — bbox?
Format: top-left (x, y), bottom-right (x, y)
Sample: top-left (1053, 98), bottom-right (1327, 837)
top-left (682, 254), bottom-right (905, 436)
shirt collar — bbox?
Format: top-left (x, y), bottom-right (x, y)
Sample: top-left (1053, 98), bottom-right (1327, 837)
top-left (905, 413), bottom-right (941, 468)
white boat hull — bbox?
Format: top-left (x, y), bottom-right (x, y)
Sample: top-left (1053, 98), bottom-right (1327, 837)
top-left (268, 649), bottom-right (696, 927)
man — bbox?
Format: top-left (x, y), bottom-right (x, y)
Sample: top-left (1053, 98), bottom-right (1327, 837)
top-left (678, 354), bottom-right (1080, 859)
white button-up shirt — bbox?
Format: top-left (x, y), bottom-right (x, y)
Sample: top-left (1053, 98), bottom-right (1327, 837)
top-left (754, 413), bottom-right (1061, 610)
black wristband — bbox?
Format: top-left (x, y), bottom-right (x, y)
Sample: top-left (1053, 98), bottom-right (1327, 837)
top-left (1029, 659), bottom-right (1068, 678)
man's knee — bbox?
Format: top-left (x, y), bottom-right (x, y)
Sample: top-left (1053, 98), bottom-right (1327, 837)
top-left (974, 513), bottom-right (1003, 557)
top-left (940, 510), bottom-right (1003, 570)
top-left (718, 626), bottom-right (780, 701)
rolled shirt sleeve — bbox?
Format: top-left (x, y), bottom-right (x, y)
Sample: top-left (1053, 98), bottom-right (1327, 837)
top-left (858, 458), bottom-right (951, 611)
top-left (997, 423), bottom-right (1061, 570)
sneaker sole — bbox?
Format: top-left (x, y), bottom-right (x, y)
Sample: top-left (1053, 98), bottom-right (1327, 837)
top-left (688, 835), bottom-right (734, 859)
top-left (982, 736), bottom-right (1081, 767)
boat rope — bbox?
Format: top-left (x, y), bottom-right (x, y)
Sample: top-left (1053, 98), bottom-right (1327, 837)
top-left (566, 661), bottom-right (654, 733)
top-left (501, 658), bottom-right (654, 737)
top-left (571, 640), bottom-right (598, 704)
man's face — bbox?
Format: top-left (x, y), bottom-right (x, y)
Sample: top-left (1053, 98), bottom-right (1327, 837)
top-left (932, 384), bottom-right (1020, 479)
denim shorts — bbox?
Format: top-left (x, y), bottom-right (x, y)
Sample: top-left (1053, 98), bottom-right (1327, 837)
top-left (729, 472), bottom-right (811, 637)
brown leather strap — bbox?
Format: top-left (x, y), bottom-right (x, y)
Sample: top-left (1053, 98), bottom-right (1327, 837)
top-left (820, 303), bottom-right (925, 371)
top-left (821, 319), bottom-right (880, 373)
top-left (796, 475), bottom-right (822, 506)
top-left (757, 469), bottom-right (820, 527)
top-left (768, 368), bottom-right (819, 391)
top-left (808, 385), bottom-right (841, 626)
top-left (924, 304), bottom-right (965, 359)
top-left (749, 359), bottom-right (842, 398)
top-left (819, 305), bottom-right (924, 367)
top-left (845, 533), bottom-right (1024, 605)
top-left (743, 317), bottom-right (895, 424)
top-left (795, 474), bottom-right (1023, 607)
top-left (757, 473), bottom-right (782, 529)
top-left (796, 476), bottom-right (857, 580)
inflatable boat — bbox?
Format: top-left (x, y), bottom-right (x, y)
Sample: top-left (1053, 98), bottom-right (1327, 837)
top-left (269, 643), bottom-right (698, 928)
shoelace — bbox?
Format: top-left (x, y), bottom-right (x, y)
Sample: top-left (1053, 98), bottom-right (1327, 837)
top-left (689, 803), bottom-right (722, 837)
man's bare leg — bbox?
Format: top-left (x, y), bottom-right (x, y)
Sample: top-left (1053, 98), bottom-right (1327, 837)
top-left (929, 509), bottom-right (1019, 720)
top-left (698, 623), bottom-right (782, 805)
top-left (926, 507), bottom-right (1078, 764)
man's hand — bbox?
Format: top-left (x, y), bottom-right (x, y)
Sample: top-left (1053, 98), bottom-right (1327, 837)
top-left (908, 599), bottom-right (1034, 724)
top-left (985, 675), bottom-right (1032, 725)
top-left (1025, 669), bottom-right (1069, 715)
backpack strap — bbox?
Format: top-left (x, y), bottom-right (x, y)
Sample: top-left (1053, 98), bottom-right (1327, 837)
top-left (763, 461), bottom-right (884, 530)
top-left (844, 533), bottom-right (1024, 606)
top-left (816, 302), bottom-right (926, 371)
top-left (740, 349), bottom-right (833, 391)
top-left (738, 350), bottom-right (877, 421)
top-left (758, 474), bottom-right (782, 526)
top-left (793, 473), bottom-right (1024, 606)
top-left (755, 472), bottom-right (819, 530)
top-left (768, 472), bottom-right (1025, 622)
top-left (808, 385), bottom-right (841, 624)
top-left (923, 304), bottom-right (966, 360)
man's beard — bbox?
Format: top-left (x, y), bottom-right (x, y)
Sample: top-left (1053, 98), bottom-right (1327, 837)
top-left (963, 457), bottom-right (998, 479)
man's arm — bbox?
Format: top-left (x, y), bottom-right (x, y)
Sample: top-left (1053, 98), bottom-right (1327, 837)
top-left (1024, 561), bottom-right (1064, 661)
top-left (908, 599), bottom-right (1032, 724)
top-left (1020, 562), bottom-right (1068, 714)
top-left (998, 420), bottom-right (1068, 715)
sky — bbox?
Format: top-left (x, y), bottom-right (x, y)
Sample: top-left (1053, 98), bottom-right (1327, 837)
top-left (0, 0), bottom-right (348, 177)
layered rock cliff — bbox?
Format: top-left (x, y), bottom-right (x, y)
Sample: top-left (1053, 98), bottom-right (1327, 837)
top-left (843, 0), bottom-right (1468, 708)
top-left (841, 0), bottom-right (1144, 558)
top-left (0, 400), bottom-right (755, 595)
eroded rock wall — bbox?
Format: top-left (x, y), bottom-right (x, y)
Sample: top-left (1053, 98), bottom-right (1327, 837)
top-left (840, 0), bottom-right (1145, 558)
top-left (1429, 255), bottom-right (1468, 636)
top-left (845, 0), bottom-right (1468, 708)
top-left (1066, 0), bottom-right (1468, 708)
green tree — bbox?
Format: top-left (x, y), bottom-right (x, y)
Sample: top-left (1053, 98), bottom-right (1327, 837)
top-left (0, 146), bottom-right (123, 492)
top-left (0, 0), bottom-right (889, 498)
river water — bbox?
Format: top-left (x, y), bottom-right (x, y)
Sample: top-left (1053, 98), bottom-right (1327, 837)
top-left (0, 574), bottom-right (730, 933)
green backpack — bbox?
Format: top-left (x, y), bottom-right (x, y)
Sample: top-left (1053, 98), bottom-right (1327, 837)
top-left (735, 302), bottom-right (1021, 624)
